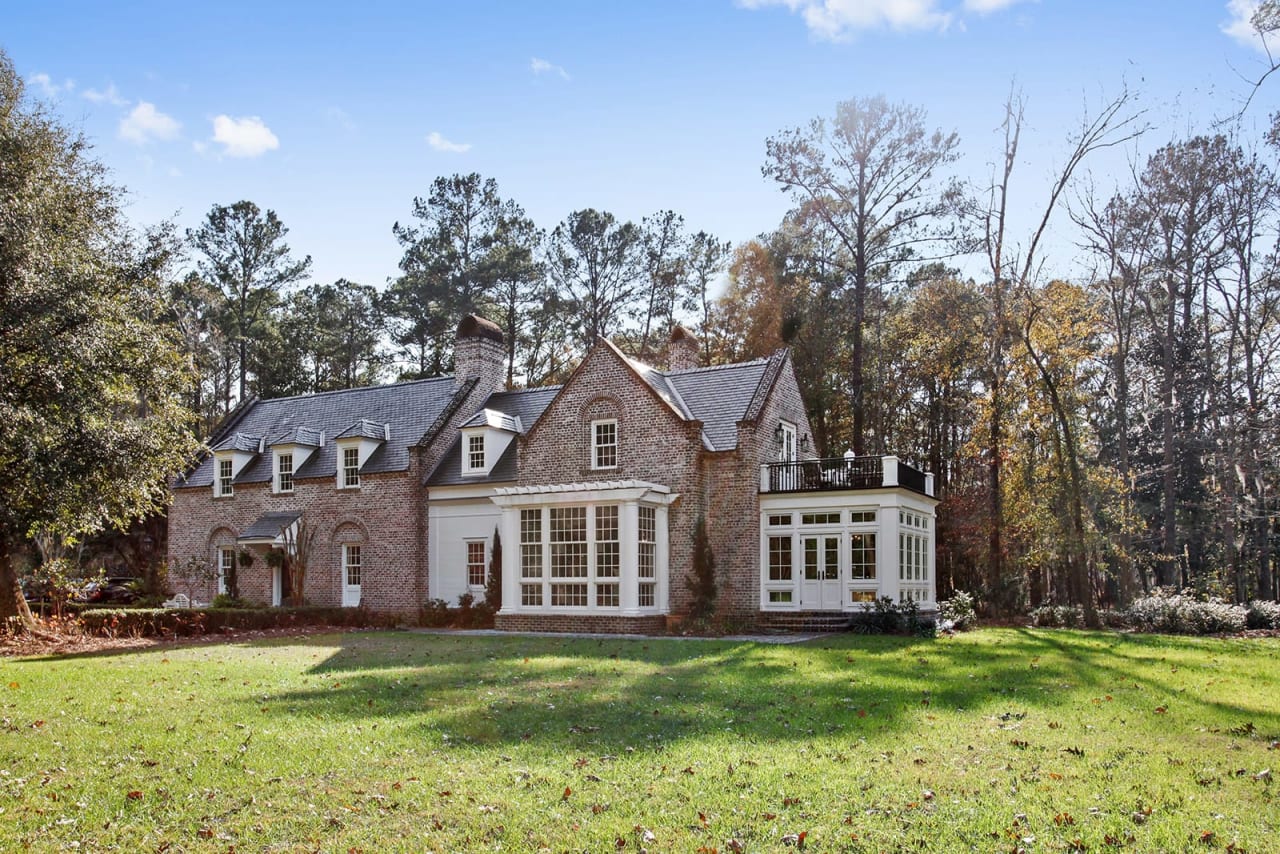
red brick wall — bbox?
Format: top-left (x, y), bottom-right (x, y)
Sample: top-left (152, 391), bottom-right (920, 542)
top-left (495, 613), bottom-right (666, 634)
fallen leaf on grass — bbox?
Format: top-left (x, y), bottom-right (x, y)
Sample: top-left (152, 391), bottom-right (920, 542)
top-left (126, 790), bottom-right (142, 801)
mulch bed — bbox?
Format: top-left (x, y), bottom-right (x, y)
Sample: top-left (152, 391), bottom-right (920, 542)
top-left (0, 624), bottom-right (353, 659)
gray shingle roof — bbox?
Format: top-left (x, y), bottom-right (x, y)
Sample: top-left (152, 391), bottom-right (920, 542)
top-left (460, 408), bottom-right (521, 433)
top-left (238, 510), bottom-right (302, 542)
top-left (665, 357), bottom-right (772, 451)
top-left (425, 387), bottom-right (560, 486)
top-left (271, 426), bottom-right (324, 447)
top-left (212, 432), bottom-right (265, 453)
top-left (336, 418), bottom-right (390, 441)
top-left (178, 378), bottom-right (463, 489)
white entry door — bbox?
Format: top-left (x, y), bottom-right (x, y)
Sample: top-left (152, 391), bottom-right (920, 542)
top-left (272, 566), bottom-right (282, 607)
top-left (800, 535), bottom-right (842, 610)
top-left (342, 544), bottom-right (362, 607)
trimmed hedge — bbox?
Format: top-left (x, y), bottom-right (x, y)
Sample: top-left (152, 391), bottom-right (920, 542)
top-left (78, 606), bottom-right (400, 638)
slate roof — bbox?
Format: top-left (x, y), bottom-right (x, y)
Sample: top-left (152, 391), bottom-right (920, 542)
top-left (178, 377), bottom-right (462, 489)
top-left (212, 432), bottom-right (264, 453)
top-left (271, 426), bottom-right (323, 447)
top-left (336, 418), bottom-right (389, 441)
top-left (460, 408), bottom-right (521, 433)
top-left (665, 355), bottom-right (776, 451)
top-left (238, 510), bottom-right (302, 542)
top-left (425, 387), bottom-right (560, 487)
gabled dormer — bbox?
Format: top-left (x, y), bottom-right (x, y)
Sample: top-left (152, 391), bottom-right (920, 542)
top-left (210, 432), bottom-right (264, 498)
top-left (335, 419), bottom-right (389, 489)
top-left (270, 426), bottom-right (324, 494)
top-left (459, 408), bottom-right (522, 478)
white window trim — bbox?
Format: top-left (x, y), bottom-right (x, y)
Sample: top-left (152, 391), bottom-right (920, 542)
top-left (464, 433), bottom-right (486, 475)
top-left (591, 418), bottom-right (619, 470)
top-left (343, 544), bottom-right (362, 588)
top-left (465, 539), bottom-right (488, 590)
top-left (339, 445), bottom-right (361, 489)
top-left (217, 547), bottom-right (234, 596)
top-left (215, 457), bottom-right (235, 498)
top-left (275, 451), bottom-right (294, 494)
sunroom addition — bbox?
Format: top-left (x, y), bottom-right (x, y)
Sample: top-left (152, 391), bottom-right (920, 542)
top-left (759, 455), bottom-right (937, 612)
top-left (491, 481), bottom-right (677, 617)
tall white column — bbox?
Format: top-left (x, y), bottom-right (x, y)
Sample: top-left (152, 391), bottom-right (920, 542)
top-left (620, 502), bottom-right (640, 613)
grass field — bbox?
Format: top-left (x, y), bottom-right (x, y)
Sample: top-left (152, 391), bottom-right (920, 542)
top-left (1, 628), bottom-right (1277, 852)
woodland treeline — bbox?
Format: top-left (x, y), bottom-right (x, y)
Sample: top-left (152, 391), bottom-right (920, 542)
top-left (87, 90), bottom-right (1280, 619)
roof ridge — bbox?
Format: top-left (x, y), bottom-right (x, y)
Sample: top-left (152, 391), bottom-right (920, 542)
top-left (665, 357), bottom-right (768, 376)
top-left (254, 375), bottom-right (455, 405)
top-left (416, 376), bottom-right (480, 447)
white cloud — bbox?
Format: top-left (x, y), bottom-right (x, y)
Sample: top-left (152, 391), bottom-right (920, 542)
top-left (426, 131), bottom-right (471, 153)
top-left (28, 72), bottom-right (74, 98)
top-left (963, 0), bottom-right (1030, 12)
top-left (118, 102), bottom-right (181, 144)
top-left (83, 83), bottom-right (128, 106)
top-left (531, 57), bottom-right (571, 80)
top-left (740, 0), bottom-right (952, 38)
top-left (210, 115), bottom-right (279, 157)
top-left (1223, 0), bottom-right (1275, 53)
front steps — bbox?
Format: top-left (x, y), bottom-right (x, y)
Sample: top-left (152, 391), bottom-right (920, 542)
top-left (756, 611), bottom-right (853, 633)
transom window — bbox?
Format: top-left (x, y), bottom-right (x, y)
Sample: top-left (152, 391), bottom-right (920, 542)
top-left (342, 447), bottom-right (361, 489)
top-left (592, 419), bottom-right (618, 469)
top-left (467, 434), bottom-right (485, 472)
top-left (802, 512), bottom-right (841, 525)
top-left (767, 513), bottom-right (792, 527)
top-left (849, 511), bottom-right (877, 524)
top-left (217, 458), bottom-right (234, 497)
top-left (467, 541), bottom-right (486, 588)
top-left (276, 452), bottom-right (294, 493)
top-left (343, 544), bottom-right (362, 587)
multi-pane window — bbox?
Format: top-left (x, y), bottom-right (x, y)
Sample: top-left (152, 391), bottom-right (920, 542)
top-left (217, 458), bottom-right (234, 496)
top-left (467, 434), bottom-right (485, 471)
top-left (768, 536), bottom-right (792, 581)
top-left (767, 513), bottom-right (792, 527)
top-left (593, 420), bottom-right (618, 469)
top-left (595, 505), bottom-right (620, 607)
top-left (343, 544), bottom-right (362, 587)
top-left (769, 590), bottom-right (793, 604)
top-left (850, 532), bottom-right (877, 580)
top-left (342, 447), bottom-right (361, 488)
top-left (549, 507), bottom-right (588, 577)
top-left (638, 505), bottom-right (656, 607)
top-left (801, 512), bottom-right (841, 525)
top-left (276, 452), bottom-right (294, 493)
top-left (849, 511), bottom-right (877, 524)
top-left (467, 541), bottom-right (486, 588)
top-left (515, 502), bottom-right (663, 611)
top-left (218, 547), bottom-right (234, 595)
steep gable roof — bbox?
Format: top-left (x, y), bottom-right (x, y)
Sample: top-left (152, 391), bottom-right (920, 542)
top-left (665, 357), bottom-right (773, 451)
top-left (177, 377), bottom-right (464, 489)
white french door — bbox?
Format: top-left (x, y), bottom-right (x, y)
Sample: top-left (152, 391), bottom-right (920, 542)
top-left (800, 534), bottom-right (842, 610)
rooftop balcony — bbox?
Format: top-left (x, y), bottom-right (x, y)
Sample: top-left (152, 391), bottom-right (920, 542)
top-left (760, 455), bottom-right (934, 497)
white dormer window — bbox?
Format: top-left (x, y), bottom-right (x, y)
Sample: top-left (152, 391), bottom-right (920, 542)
top-left (341, 446), bottom-right (361, 489)
top-left (217, 458), bottom-right (234, 497)
top-left (467, 434), bottom-right (485, 472)
top-left (275, 452), bottom-right (294, 494)
top-left (592, 419), bottom-right (618, 470)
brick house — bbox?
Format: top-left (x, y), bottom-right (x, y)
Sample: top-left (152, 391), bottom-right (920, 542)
top-left (168, 316), bottom-right (937, 632)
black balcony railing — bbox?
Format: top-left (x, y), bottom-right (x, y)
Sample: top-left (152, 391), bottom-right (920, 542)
top-left (762, 456), bottom-right (931, 496)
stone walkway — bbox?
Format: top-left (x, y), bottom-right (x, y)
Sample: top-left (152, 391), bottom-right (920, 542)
top-left (410, 628), bottom-right (825, 645)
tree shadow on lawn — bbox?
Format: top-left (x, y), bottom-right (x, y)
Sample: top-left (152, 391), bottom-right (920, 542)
top-left (247, 628), bottom-right (1280, 753)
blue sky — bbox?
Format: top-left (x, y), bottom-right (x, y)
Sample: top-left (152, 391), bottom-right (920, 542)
top-left (7, 1), bottom-right (1279, 290)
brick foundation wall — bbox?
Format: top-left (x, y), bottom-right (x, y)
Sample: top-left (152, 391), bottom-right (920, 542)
top-left (495, 613), bottom-right (667, 634)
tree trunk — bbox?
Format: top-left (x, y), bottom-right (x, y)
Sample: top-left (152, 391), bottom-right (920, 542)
top-left (0, 533), bottom-right (36, 631)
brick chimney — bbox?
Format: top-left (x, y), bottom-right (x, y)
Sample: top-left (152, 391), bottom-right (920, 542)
top-left (454, 314), bottom-right (506, 392)
top-left (666, 325), bottom-right (701, 372)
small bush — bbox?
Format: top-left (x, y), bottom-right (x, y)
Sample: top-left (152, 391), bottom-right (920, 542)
top-left (210, 594), bottom-right (241, 609)
top-left (1245, 599), bottom-right (1280, 630)
top-left (1030, 604), bottom-right (1084, 628)
top-left (939, 591), bottom-right (977, 631)
top-left (1126, 589), bottom-right (1246, 635)
top-left (849, 597), bottom-right (935, 637)
top-left (420, 599), bottom-right (452, 627)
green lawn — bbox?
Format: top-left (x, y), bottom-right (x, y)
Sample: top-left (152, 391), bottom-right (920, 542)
top-left (1, 628), bottom-right (1277, 852)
